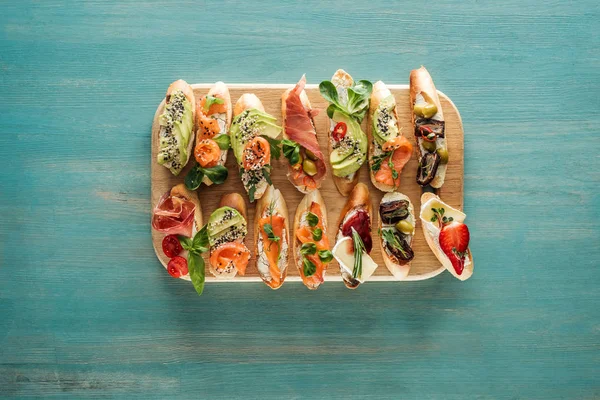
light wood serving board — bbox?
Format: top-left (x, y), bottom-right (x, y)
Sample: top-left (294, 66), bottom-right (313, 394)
top-left (151, 83), bottom-right (464, 284)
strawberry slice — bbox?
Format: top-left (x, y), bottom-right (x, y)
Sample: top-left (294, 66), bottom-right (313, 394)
top-left (439, 221), bottom-right (470, 275)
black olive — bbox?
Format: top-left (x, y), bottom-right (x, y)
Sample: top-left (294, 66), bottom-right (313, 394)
top-left (416, 152), bottom-right (441, 186)
top-left (379, 200), bottom-right (410, 224)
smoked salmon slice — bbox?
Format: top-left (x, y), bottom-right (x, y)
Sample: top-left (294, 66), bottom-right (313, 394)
top-left (375, 136), bottom-right (413, 188)
top-left (258, 214), bottom-right (286, 287)
top-left (209, 242), bottom-right (251, 275)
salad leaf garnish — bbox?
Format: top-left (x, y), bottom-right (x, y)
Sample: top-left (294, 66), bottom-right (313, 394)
top-left (203, 95), bottom-right (224, 113)
top-left (264, 223), bottom-right (280, 244)
top-left (306, 212), bottom-right (319, 227)
top-left (318, 249), bottom-right (333, 263)
top-left (214, 134), bottom-right (230, 150)
top-left (300, 242), bottom-right (317, 256)
top-left (319, 79), bottom-right (373, 123)
top-left (282, 139), bottom-right (301, 165)
top-left (312, 228), bottom-right (323, 241)
top-left (260, 135), bottom-right (281, 160)
top-left (185, 162), bottom-right (228, 189)
top-left (303, 257), bottom-right (316, 277)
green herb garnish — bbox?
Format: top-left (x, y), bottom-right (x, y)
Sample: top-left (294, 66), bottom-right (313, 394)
top-left (312, 228), bottom-right (323, 241)
top-left (178, 225), bottom-right (210, 295)
top-left (430, 207), bottom-right (453, 227)
top-left (351, 228), bottom-right (366, 280)
top-left (260, 135), bottom-right (281, 160)
top-left (303, 257), bottom-right (317, 277)
top-left (371, 151), bottom-right (392, 172)
top-left (300, 242), bottom-right (317, 256)
top-left (282, 139), bottom-right (301, 165)
top-left (318, 249), bottom-right (333, 263)
top-left (306, 212), bottom-right (319, 227)
top-left (319, 79), bottom-right (373, 122)
top-left (203, 95), bottom-right (224, 113)
top-left (381, 228), bottom-right (410, 259)
top-left (185, 162), bottom-right (228, 189)
top-left (213, 134), bottom-right (231, 150)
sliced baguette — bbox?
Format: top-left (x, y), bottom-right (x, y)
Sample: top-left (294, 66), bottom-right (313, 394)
top-left (233, 94), bottom-right (269, 201)
top-left (197, 82), bottom-right (232, 186)
top-left (368, 81), bottom-right (409, 192)
top-left (410, 66), bottom-right (447, 189)
top-left (158, 80), bottom-right (196, 175)
top-left (334, 183), bottom-right (374, 289)
top-left (281, 76), bottom-right (325, 193)
top-left (420, 192), bottom-right (473, 281)
top-left (328, 69), bottom-right (359, 196)
top-left (254, 185), bottom-right (290, 289)
top-left (208, 193), bottom-right (249, 279)
top-left (293, 189), bottom-right (329, 290)
top-left (378, 192), bottom-right (415, 280)
top-left (153, 183), bottom-right (203, 281)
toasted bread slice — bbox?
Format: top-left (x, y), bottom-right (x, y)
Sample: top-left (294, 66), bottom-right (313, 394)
top-left (254, 186), bottom-right (290, 289)
top-left (420, 192), bottom-right (473, 280)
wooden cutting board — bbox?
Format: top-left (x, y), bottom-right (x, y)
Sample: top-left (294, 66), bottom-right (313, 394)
top-left (151, 83), bottom-right (464, 283)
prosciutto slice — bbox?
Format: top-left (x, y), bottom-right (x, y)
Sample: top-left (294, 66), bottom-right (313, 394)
top-left (285, 76), bottom-right (327, 185)
top-left (152, 191), bottom-right (196, 237)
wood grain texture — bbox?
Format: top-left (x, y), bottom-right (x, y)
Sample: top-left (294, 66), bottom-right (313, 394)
top-left (1, 0), bottom-right (599, 399)
top-left (151, 84), bottom-right (463, 282)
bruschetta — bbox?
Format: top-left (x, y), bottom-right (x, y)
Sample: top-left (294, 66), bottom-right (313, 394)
top-left (157, 80), bottom-right (196, 176)
top-left (378, 192), bottom-right (415, 280)
top-left (332, 183), bottom-right (378, 288)
top-left (151, 183), bottom-right (203, 279)
top-left (420, 193), bottom-right (473, 280)
top-left (194, 82), bottom-right (232, 186)
top-left (319, 70), bottom-right (372, 196)
top-left (281, 75), bottom-right (327, 193)
top-left (254, 185), bottom-right (289, 289)
top-left (368, 81), bottom-right (413, 192)
top-left (293, 189), bottom-right (333, 290)
top-left (207, 193), bottom-right (251, 279)
top-left (410, 66), bottom-right (448, 188)
top-left (230, 94), bottom-right (282, 202)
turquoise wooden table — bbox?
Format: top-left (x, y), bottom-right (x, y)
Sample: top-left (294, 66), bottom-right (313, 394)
top-left (1, 1), bottom-right (599, 398)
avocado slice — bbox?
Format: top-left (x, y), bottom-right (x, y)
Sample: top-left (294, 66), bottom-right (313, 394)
top-left (332, 153), bottom-right (364, 177)
top-left (157, 93), bottom-right (193, 175)
top-left (230, 109), bottom-right (282, 164)
top-left (207, 206), bottom-right (246, 241)
top-left (372, 95), bottom-right (398, 144)
top-left (330, 147), bottom-right (352, 165)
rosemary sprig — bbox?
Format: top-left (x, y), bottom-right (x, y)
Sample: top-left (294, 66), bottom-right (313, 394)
top-left (351, 228), bottom-right (366, 280)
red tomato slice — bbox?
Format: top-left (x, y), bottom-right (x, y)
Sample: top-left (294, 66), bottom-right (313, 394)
top-left (162, 235), bottom-right (183, 258)
top-left (167, 256), bottom-right (188, 278)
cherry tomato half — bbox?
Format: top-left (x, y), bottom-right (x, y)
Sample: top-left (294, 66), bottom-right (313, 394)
top-left (332, 122), bottom-right (347, 141)
top-left (167, 256), bottom-right (188, 278)
top-left (162, 234), bottom-right (183, 258)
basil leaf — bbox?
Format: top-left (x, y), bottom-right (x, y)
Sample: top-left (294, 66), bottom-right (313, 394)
top-left (188, 252), bottom-right (205, 295)
top-left (282, 139), bottom-right (301, 165)
top-left (178, 235), bottom-right (193, 251)
top-left (319, 81), bottom-right (340, 106)
top-left (300, 242), bottom-right (316, 256)
top-left (184, 163), bottom-right (204, 190)
top-left (192, 225), bottom-right (210, 250)
top-left (248, 185), bottom-right (256, 203)
top-left (318, 249), bottom-right (333, 263)
top-left (204, 95), bottom-right (224, 113)
top-left (214, 134), bottom-right (231, 150)
top-left (202, 165), bottom-right (228, 185)
top-left (260, 135), bottom-right (281, 160)
top-left (306, 212), bottom-right (319, 227)
top-left (263, 166), bottom-right (272, 185)
top-left (312, 228), bottom-right (323, 241)
top-left (302, 257), bottom-right (316, 277)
